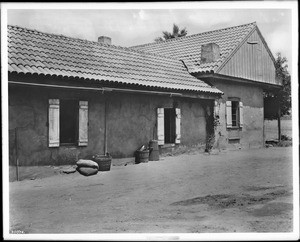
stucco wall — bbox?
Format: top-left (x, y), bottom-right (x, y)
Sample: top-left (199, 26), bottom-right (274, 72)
top-left (9, 85), bottom-right (106, 166)
top-left (9, 85), bottom-right (208, 166)
top-left (211, 79), bottom-right (264, 150)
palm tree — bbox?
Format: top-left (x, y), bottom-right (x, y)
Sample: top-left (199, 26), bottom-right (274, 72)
top-left (154, 24), bottom-right (187, 42)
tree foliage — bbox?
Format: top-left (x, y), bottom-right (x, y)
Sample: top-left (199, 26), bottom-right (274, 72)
top-left (264, 53), bottom-right (291, 120)
top-left (154, 24), bottom-right (187, 42)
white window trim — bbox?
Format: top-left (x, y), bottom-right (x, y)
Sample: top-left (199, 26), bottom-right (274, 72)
top-left (48, 99), bottom-right (89, 147)
top-left (226, 100), bottom-right (243, 129)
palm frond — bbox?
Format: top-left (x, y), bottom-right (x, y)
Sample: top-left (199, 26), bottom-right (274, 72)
top-left (179, 27), bottom-right (187, 37)
top-left (155, 24), bottom-right (188, 41)
top-left (173, 24), bottom-right (179, 37)
top-left (154, 37), bottom-right (164, 42)
top-left (162, 31), bottom-right (173, 40)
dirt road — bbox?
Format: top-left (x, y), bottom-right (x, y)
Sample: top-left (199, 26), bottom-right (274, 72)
top-left (9, 147), bottom-right (293, 234)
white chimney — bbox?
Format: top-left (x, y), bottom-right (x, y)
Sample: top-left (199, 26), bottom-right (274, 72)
top-left (200, 43), bottom-right (220, 63)
top-left (98, 36), bottom-right (111, 45)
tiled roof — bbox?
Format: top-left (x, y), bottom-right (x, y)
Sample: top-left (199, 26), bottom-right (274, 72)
top-left (131, 22), bottom-right (257, 73)
top-left (7, 25), bottom-right (222, 94)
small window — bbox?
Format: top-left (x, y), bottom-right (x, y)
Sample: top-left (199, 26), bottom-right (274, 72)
top-left (157, 108), bottom-right (181, 145)
top-left (60, 100), bottom-right (78, 145)
top-left (231, 101), bottom-right (239, 127)
top-left (226, 99), bottom-right (243, 129)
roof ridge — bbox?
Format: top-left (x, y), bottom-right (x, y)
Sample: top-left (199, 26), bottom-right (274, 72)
top-left (8, 24), bottom-right (176, 61)
top-left (132, 22), bottom-right (257, 48)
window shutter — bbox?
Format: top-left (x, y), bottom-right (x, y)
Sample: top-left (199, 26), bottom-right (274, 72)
top-left (157, 108), bottom-right (164, 145)
top-left (175, 108), bottom-right (181, 144)
top-left (226, 101), bottom-right (232, 128)
top-left (239, 102), bottom-right (243, 127)
top-left (48, 99), bottom-right (60, 147)
top-left (214, 100), bottom-right (220, 117)
top-left (78, 101), bottom-right (88, 146)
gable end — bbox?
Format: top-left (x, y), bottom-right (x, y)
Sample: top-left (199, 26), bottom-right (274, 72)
top-left (217, 27), bottom-right (278, 85)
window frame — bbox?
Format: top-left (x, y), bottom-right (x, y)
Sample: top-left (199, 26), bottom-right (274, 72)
top-left (227, 97), bottom-right (242, 130)
top-left (48, 98), bottom-right (88, 148)
top-left (231, 100), bottom-right (240, 128)
top-left (157, 107), bottom-right (181, 146)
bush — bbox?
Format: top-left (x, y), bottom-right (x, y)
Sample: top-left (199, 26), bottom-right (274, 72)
top-left (277, 140), bottom-right (292, 147)
top-left (281, 134), bottom-right (292, 141)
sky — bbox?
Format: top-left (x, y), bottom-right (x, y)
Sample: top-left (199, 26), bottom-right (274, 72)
top-left (4, 2), bottom-right (297, 74)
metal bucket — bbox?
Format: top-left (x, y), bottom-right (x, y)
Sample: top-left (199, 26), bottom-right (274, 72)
top-left (149, 140), bottom-right (159, 161)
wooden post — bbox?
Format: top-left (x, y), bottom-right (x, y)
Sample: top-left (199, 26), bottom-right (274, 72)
top-left (263, 114), bottom-right (265, 147)
top-left (278, 106), bottom-right (281, 141)
top-left (104, 96), bottom-right (108, 154)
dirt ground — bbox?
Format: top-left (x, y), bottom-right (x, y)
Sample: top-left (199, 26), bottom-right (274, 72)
top-left (8, 147), bottom-right (294, 234)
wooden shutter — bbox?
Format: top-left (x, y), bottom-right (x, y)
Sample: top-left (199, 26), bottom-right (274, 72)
top-left (214, 100), bottom-right (220, 117)
top-left (157, 108), bottom-right (164, 145)
top-left (226, 101), bottom-right (232, 128)
top-left (78, 101), bottom-right (88, 146)
top-left (175, 108), bottom-right (181, 144)
top-left (239, 101), bottom-right (243, 128)
top-left (48, 99), bottom-right (60, 147)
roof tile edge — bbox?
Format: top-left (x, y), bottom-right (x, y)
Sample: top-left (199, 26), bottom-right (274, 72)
top-left (8, 25), bottom-right (175, 60)
top-left (131, 22), bottom-right (257, 49)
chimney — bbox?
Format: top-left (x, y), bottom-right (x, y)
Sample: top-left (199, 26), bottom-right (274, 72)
top-left (98, 36), bottom-right (111, 45)
top-left (200, 43), bottom-right (220, 63)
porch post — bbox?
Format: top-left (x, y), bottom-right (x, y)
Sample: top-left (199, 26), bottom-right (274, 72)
top-left (277, 106), bottom-right (281, 141)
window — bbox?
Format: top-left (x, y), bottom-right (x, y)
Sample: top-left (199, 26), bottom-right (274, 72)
top-left (226, 100), bottom-right (243, 128)
top-left (48, 99), bottom-right (88, 147)
top-left (231, 101), bottom-right (239, 127)
top-left (60, 100), bottom-right (78, 145)
top-left (164, 108), bottom-right (176, 143)
top-left (157, 108), bottom-right (181, 145)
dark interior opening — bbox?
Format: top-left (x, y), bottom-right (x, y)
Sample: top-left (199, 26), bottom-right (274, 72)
top-left (164, 108), bottom-right (176, 144)
top-left (60, 99), bottom-right (78, 145)
top-left (231, 101), bottom-right (239, 127)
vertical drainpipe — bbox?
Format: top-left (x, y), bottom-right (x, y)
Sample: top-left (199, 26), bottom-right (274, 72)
top-left (104, 94), bottom-right (108, 154)
top-left (262, 89), bottom-right (265, 147)
top-left (278, 106), bottom-right (281, 141)
top-left (15, 128), bottom-right (19, 181)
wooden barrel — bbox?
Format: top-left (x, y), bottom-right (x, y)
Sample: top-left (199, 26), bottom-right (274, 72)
top-left (149, 140), bottom-right (159, 161)
top-left (135, 150), bottom-right (149, 164)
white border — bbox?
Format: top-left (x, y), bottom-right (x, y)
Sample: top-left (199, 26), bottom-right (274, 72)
top-left (291, 3), bottom-right (300, 241)
top-left (0, 1), bottom-right (299, 9)
top-left (2, 1), bottom-right (299, 241)
top-left (1, 3), bottom-right (10, 241)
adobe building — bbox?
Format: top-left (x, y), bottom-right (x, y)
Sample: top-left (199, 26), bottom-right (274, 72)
top-left (8, 22), bottom-right (281, 166)
top-left (132, 22), bottom-right (281, 150)
top-left (8, 25), bottom-right (222, 166)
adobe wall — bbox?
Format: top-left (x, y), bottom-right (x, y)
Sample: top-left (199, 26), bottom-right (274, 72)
top-left (210, 79), bottom-right (264, 150)
top-left (106, 93), bottom-right (208, 157)
top-left (9, 85), bottom-right (208, 166)
top-left (9, 85), bottom-right (106, 166)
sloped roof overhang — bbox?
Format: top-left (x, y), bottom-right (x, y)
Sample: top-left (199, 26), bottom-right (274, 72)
top-left (8, 72), bottom-right (223, 100)
top-left (194, 73), bottom-right (282, 91)
top-left (7, 25), bottom-right (223, 97)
